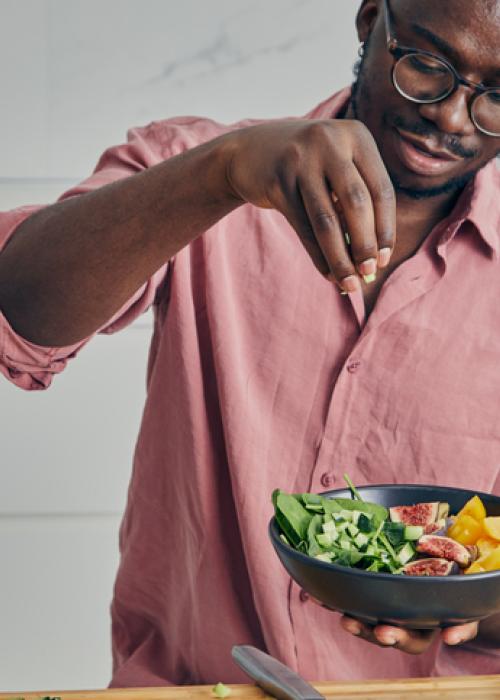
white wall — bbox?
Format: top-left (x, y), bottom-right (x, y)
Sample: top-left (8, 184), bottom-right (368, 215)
top-left (0, 0), bottom-right (359, 692)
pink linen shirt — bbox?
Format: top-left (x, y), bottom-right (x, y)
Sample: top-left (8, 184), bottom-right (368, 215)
top-left (1, 89), bottom-right (500, 686)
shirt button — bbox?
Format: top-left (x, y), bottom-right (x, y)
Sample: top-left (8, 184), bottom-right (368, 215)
top-left (299, 589), bottom-right (310, 602)
top-left (320, 472), bottom-right (335, 488)
top-left (347, 360), bottom-right (361, 373)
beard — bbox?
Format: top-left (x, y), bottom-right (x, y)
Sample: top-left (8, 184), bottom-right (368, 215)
top-left (349, 41), bottom-right (484, 200)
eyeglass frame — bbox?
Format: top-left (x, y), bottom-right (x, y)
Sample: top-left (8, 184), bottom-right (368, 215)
top-left (382, 0), bottom-right (500, 137)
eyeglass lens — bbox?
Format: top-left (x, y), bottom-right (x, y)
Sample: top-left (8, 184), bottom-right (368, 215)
top-left (393, 53), bottom-right (500, 136)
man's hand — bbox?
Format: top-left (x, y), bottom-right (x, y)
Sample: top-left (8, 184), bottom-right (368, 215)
top-left (340, 615), bottom-right (479, 654)
top-left (224, 119), bottom-right (396, 293)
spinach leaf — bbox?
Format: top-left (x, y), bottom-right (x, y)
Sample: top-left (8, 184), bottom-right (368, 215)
top-left (274, 491), bottom-right (312, 547)
top-left (383, 521), bottom-right (406, 547)
top-left (330, 498), bottom-right (388, 527)
top-left (306, 514), bottom-right (324, 556)
top-left (357, 513), bottom-right (375, 533)
top-left (330, 547), bottom-right (364, 567)
top-left (297, 493), bottom-right (325, 512)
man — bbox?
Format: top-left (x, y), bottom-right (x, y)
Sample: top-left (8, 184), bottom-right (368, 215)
top-left (0, 0), bottom-right (499, 686)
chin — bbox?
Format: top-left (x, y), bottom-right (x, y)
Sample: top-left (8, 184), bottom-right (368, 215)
top-left (388, 168), bottom-right (477, 200)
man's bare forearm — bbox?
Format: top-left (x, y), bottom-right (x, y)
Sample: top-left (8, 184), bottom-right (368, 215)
top-left (0, 134), bottom-right (240, 346)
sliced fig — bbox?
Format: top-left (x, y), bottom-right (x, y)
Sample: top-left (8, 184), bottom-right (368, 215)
top-left (438, 502), bottom-right (450, 520)
top-left (416, 535), bottom-right (472, 568)
top-left (424, 518), bottom-right (446, 535)
top-left (403, 558), bottom-right (458, 576)
top-left (389, 502), bottom-right (439, 527)
top-left (466, 545), bottom-right (479, 564)
top-left (424, 517), bottom-right (454, 536)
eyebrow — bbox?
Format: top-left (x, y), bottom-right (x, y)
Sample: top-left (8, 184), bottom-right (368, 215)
top-left (410, 23), bottom-right (460, 62)
top-left (410, 22), bottom-right (500, 80)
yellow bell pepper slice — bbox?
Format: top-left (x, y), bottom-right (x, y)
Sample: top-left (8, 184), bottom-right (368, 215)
top-left (465, 559), bottom-right (486, 574)
top-left (457, 495), bottom-right (487, 522)
top-left (448, 513), bottom-right (483, 545)
top-left (477, 537), bottom-right (499, 556)
top-left (483, 516), bottom-right (500, 542)
top-left (465, 546), bottom-right (500, 574)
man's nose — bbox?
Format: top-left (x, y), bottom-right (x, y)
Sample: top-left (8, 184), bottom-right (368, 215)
top-left (418, 86), bottom-right (477, 137)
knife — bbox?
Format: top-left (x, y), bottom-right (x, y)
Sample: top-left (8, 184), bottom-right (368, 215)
top-left (231, 645), bottom-right (325, 700)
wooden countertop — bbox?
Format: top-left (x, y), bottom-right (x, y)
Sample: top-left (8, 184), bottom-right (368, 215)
top-left (2, 676), bottom-right (500, 700)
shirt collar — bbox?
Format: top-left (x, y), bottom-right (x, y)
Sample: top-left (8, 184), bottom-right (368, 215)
top-left (306, 88), bottom-right (500, 260)
top-left (460, 159), bottom-right (500, 259)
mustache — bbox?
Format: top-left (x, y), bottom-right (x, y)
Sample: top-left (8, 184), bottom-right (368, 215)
top-left (392, 115), bottom-right (479, 159)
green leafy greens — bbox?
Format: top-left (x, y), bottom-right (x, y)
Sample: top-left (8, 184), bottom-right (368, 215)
top-left (272, 474), bottom-right (421, 575)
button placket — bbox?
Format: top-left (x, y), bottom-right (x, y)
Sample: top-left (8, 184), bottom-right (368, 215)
top-left (320, 472), bottom-right (335, 488)
top-left (299, 589), bottom-right (309, 602)
top-left (310, 435), bottom-right (338, 493)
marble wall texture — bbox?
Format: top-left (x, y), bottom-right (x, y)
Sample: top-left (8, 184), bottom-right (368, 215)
top-left (0, 0), bottom-right (359, 691)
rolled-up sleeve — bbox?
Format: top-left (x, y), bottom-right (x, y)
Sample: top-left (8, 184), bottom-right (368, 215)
top-left (0, 115), bottom-right (233, 391)
top-left (0, 120), bottom-right (185, 391)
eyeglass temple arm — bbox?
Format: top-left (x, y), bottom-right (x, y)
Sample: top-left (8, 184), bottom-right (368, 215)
top-left (383, 0), bottom-right (397, 50)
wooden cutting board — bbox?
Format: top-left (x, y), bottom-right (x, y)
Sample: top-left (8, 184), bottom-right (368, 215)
top-left (2, 676), bottom-right (500, 700)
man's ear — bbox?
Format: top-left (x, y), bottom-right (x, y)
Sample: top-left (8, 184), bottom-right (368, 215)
top-left (356, 0), bottom-right (382, 43)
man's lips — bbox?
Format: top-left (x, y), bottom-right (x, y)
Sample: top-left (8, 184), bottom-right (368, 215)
top-left (393, 128), bottom-right (464, 177)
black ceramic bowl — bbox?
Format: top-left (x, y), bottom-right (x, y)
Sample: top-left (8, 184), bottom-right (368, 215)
top-left (269, 484), bottom-right (500, 629)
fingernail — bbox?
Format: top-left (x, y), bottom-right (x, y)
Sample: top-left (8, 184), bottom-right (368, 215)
top-left (342, 275), bottom-right (361, 293)
top-left (359, 258), bottom-right (377, 276)
top-left (363, 273), bottom-right (376, 284)
top-left (378, 247), bottom-right (392, 268)
top-left (344, 620), bottom-right (362, 635)
top-left (382, 634), bottom-right (397, 645)
top-left (446, 633), bottom-right (464, 645)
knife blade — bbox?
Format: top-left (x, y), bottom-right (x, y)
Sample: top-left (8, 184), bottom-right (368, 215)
top-left (231, 645), bottom-right (325, 700)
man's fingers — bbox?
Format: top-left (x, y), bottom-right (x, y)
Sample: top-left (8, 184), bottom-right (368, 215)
top-left (285, 181), bottom-right (360, 292)
top-left (441, 621), bottom-right (479, 646)
top-left (326, 164), bottom-right (379, 278)
top-left (352, 129), bottom-right (397, 262)
top-left (373, 624), bottom-right (437, 654)
top-left (340, 616), bottom-right (438, 655)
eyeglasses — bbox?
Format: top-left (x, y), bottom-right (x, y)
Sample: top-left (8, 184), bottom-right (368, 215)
top-left (383, 0), bottom-right (500, 137)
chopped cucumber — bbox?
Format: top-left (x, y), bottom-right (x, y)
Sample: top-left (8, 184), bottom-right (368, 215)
top-left (315, 553), bottom-right (333, 562)
top-left (347, 523), bottom-right (360, 538)
top-left (212, 683), bottom-right (231, 699)
top-left (322, 520), bottom-right (337, 534)
top-left (404, 525), bottom-right (424, 541)
top-left (339, 509), bottom-right (354, 521)
top-left (397, 542), bottom-right (415, 565)
top-left (354, 532), bottom-right (369, 549)
top-left (316, 531), bottom-right (338, 547)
